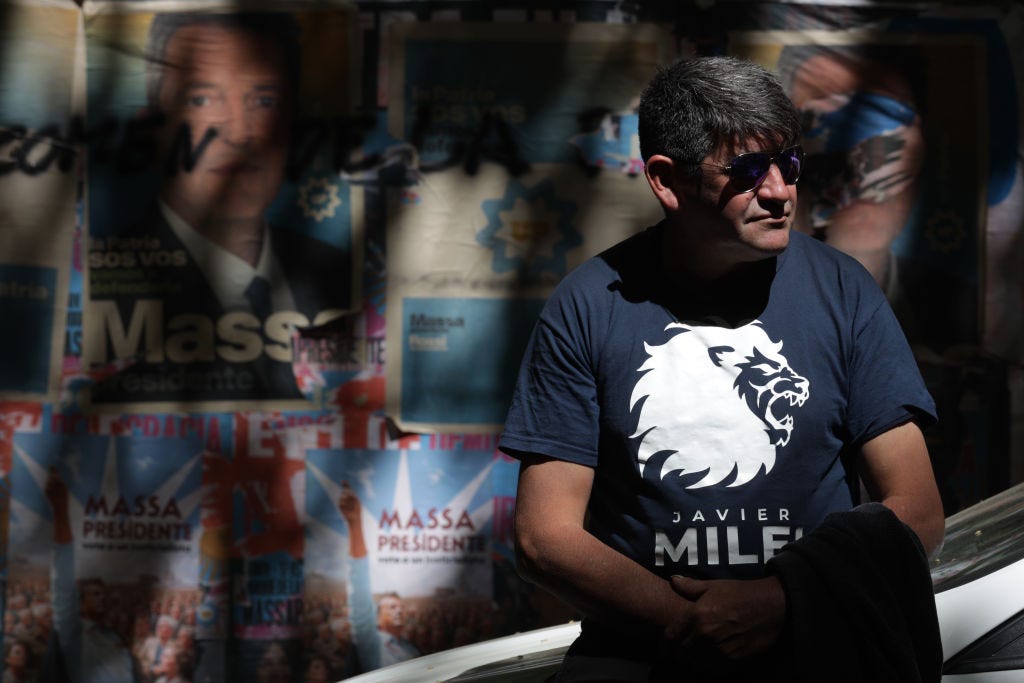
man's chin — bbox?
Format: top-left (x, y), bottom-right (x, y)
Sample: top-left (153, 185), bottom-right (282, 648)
top-left (748, 228), bottom-right (790, 257)
top-left (210, 209), bottom-right (267, 224)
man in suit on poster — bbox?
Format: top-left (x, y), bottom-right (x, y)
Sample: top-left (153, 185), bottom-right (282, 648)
top-left (89, 11), bottom-right (353, 403)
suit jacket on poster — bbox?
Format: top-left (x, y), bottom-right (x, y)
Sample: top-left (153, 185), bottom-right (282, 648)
top-left (88, 208), bottom-right (355, 405)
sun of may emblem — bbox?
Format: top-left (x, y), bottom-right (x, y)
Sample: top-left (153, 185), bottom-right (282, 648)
top-left (477, 179), bottom-right (579, 279)
top-left (298, 177), bottom-right (343, 222)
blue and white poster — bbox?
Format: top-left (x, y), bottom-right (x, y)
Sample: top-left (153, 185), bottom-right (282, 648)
top-left (8, 430), bottom-right (205, 683)
top-left (304, 445), bottom-right (497, 676)
top-left (80, 1), bottom-right (364, 411)
top-left (385, 21), bottom-right (674, 432)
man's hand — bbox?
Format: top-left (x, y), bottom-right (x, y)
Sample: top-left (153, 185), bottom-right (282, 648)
top-left (665, 575), bottom-right (786, 659)
top-left (337, 481), bottom-right (361, 526)
top-left (338, 481), bottom-right (367, 559)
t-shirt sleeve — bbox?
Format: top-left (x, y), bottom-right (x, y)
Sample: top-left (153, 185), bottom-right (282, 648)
top-left (499, 280), bottom-right (601, 466)
top-left (845, 296), bottom-right (937, 446)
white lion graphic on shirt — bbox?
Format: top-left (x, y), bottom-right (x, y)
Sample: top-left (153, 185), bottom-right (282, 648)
top-left (629, 321), bottom-right (809, 488)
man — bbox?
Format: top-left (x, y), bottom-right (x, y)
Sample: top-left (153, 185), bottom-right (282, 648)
top-left (500, 56), bottom-right (944, 681)
top-left (139, 614), bottom-right (178, 681)
top-left (88, 12), bottom-right (352, 404)
top-left (374, 593), bottom-right (419, 660)
top-left (337, 482), bottom-right (421, 671)
top-left (151, 644), bottom-right (187, 683)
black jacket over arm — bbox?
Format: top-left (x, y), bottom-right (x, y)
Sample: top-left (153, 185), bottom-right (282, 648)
top-left (766, 502), bottom-right (943, 683)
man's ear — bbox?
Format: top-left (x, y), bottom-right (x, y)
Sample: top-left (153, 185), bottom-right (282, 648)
top-left (644, 154), bottom-right (686, 212)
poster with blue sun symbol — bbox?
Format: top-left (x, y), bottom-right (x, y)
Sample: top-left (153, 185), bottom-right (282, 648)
top-left (383, 19), bottom-right (673, 433)
top-left (386, 163), bottom-right (664, 432)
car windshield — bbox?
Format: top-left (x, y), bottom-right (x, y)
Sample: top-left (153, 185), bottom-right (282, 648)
top-left (931, 481), bottom-right (1024, 593)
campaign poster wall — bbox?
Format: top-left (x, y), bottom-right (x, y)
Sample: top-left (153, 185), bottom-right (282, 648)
top-left (304, 444), bottom-right (496, 677)
top-left (80, 1), bottom-right (365, 413)
top-left (384, 21), bottom-right (674, 432)
top-left (0, 0), bottom-right (81, 403)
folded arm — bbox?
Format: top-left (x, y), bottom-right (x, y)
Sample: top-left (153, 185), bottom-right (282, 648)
top-left (514, 454), bottom-right (694, 636)
top-left (516, 454), bottom-right (788, 661)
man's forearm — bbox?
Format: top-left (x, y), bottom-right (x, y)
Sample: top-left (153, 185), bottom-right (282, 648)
top-left (514, 455), bottom-right (694, 642)
top-left (517, 520), bottom-right (692, 636)
top-left (879, 492), bottom-right (945, 558)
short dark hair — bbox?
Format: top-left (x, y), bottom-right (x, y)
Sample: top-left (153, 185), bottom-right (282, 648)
top-left (376, 591), bottom-right (401, 614)
top-left (638, 55), bottom-right (802, 170)
top-left (145, 12), bottom-right (301, 108)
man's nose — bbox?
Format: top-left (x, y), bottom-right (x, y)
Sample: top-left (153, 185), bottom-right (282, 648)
top-left (756, 161), bottom-right (790, 200)
top-left (219, 99), bottom-right (255, 146)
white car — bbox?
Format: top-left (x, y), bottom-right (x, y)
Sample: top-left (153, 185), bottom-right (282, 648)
top-left (347, 481), bottom-right (1024, 682)
top-left (933, 481), bottom-right (1024, 682)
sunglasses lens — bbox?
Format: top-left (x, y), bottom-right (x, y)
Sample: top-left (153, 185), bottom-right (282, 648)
top-left (776, 146), bottom-right (803, 185)
top-left (729, 153), bottom-right (771, 191)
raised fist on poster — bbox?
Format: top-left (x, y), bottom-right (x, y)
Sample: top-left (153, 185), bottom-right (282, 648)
top-left (337, 481), bottom-right (366, 559)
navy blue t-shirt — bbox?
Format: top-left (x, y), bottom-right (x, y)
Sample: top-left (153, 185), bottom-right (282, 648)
top-left (500, 225), bottom-right (936, 586)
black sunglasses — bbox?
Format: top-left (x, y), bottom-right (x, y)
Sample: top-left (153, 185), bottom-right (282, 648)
top-left (700, 145), bottom-right (804, 193)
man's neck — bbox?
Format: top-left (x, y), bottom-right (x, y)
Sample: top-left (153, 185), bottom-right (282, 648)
top-left (653, 220), bottom-right (778, 327)
top-left (658, 218), bottom-right (764, 282)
